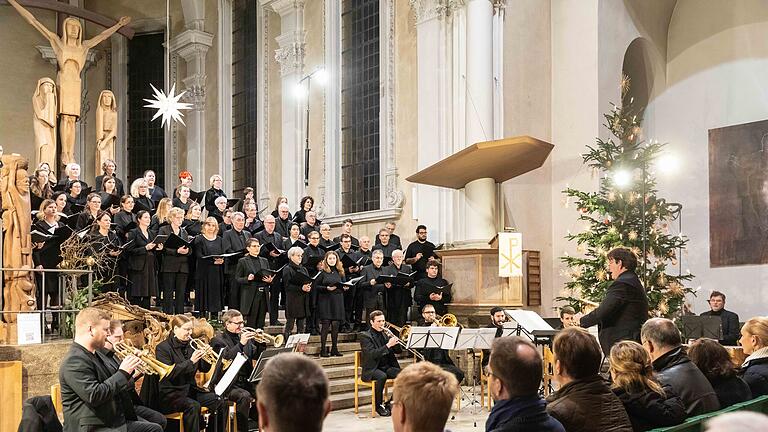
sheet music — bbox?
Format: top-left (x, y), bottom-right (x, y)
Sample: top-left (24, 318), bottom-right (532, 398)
top-left (408, 326), bottom-right (460, 350)
top-left (285, 333), bottom-right (311, 349)
top-left (505, 309), bottom-right (554, 332)
top-left (214, 353), bottom-right (247, 396)
top-left (454, 328), bottom-right (497, 350)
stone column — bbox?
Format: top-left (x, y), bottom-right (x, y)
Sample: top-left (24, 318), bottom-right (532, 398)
top-left (263, 0), bottom-right (306, 206)
top-left (170, 0), bottom-right (214, 187)
top-left (462, 0), bottom-right (497, 245)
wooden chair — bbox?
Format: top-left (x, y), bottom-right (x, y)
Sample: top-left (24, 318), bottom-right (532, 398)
top-left (226, 401), bottom-right (237, 432)
top-left (165, 407), bottom-right (209, 432)
top-left (353, 351), bottom-right (394, 417)
top-left (51, 383), bottom-right (63, 418)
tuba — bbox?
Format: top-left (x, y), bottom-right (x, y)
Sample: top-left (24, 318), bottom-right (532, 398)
top-left (190, 338), bottom-right (232, 370)
top-left (113, 340), bottom-right (175, 381)
top-left (434, 313), bottom-right (460, 327)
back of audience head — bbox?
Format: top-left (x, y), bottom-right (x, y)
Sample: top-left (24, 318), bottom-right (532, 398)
top-left (740, 316), bottom-right (768, 355)
top-left (391, 362), bottom-right (459, 432)
top-left (488, 336), bottom-right (542, 399)
top-left (640, 318), bottom-right (682, 360)
top-left (688, 338), bottom-right (738, 381)
top-left (705, 411), bottom-right (768, 432)
top-left (609, 340), bottom-right (665, 395)
top-left (553, 327), bottom-right (602, 382)
top-left (256, 353), bottom-right (330, 432)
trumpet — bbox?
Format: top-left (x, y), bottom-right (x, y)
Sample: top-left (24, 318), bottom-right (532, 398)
top-left (434, 313), bottom-right (460, 328)
top-left (243, 327), bottom-right (285, 347)
top-left (113, 340), bottom-right (175, 381)
top-left (382, 323), bottom-right (424, 361)
top-left (190, 338), bottom-right (232, 370)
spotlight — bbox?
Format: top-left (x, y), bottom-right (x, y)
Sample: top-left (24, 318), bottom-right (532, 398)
top-left (613, 169), bottom-right (632, 189)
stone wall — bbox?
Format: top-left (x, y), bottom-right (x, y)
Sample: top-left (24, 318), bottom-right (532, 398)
top-left (0, 340), bottom-right (71, 401)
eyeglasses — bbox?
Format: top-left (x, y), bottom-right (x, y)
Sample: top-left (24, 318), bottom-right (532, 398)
top-left (229, 321), bottom-right (245, 326)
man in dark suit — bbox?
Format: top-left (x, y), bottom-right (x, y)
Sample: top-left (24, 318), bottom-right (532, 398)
top-left (577, 247), bottom-right (649, 356)
top-left (59, 307), bottom-right (161, 432)
top-left (98, 320), bottom-right (167, 430)
top-left (700, 290), bottom-right (740, 346)
top-left (210, 309), bottom-right (267, 432)
top-left (256, 215), bottom-right (286, 325)
top-left (223, 212), bottom-right (251, 309)
top-left (359, 310), bottom-right (401, 417)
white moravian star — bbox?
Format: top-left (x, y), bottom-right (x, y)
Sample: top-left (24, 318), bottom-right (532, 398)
top-left (143, 83), bottom-right (192, 127)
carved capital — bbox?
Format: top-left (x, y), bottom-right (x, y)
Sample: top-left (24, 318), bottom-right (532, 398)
top-left (385, 168), bottom-right (405, 209)
top-left (410, 0), bottom-right (464, 24)
top-left (181, 77), bottom-right (206, 110)
top-left (265, 0), bottom-right (306, 17)
top-left (274, 40), bottom-right (306, 76)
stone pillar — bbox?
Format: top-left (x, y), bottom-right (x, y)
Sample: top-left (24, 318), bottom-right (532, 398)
top-left (263, 0), bottom-right (306, 206)
top-left (462, 0), bottom-right (497, 244)
top-left (171, 0), bottom-right (214, 187)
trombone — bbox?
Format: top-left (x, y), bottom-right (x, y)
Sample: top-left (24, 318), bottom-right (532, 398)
top-left (113, 340), bottom-right (175, 381)
top-left (190, 338), bottom-right (232, 370)
top-left (383, 322), bottom-right (424, 361)
top-left (243, 327), bottom-right (285, 347)
top-left (433, 313), bottom-right (460, 328)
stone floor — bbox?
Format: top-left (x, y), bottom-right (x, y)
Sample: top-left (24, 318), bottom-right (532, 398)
top-left (323, 387), bottom-right (492, 432)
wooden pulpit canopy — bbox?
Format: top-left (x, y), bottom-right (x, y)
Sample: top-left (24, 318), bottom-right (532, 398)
top-left (406, 136), bottom-right (554, 189)
top-left (1, 0), bottom-right (135, 39)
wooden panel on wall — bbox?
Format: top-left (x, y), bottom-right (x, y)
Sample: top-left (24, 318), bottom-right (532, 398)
top-left (0, 361), bottom-right (22, 432)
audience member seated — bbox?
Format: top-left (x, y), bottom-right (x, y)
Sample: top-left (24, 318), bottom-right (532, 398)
top-left (641, 318), bottom-right (720, 415)
top-left (256, 353), bottom-right (330, 432)
top-left (546, 327), bottom-right (632, 432)
top-left (608, 340), bottom-right (686, 431)
top-left (688, 337), bottom-right (752, 408)
top-left (699, 291), bottom-right (740, 346)
top-left (704, 411), bottom-right (768, 432)
top-left (559, 306), bottom-right (576, 329)
top-left (485, 337), bottom-right (564, 432)
top-left (738, 316), bottom-right (768, 397)
top-left (391, 362), bottom-right (460, 432)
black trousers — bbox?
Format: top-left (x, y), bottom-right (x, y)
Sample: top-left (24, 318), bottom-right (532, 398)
top-left (320, 320), bottom-right (340, 352)
top-left (284, 317), bottom-right (305, 341)
top-left (135, 405), bottom-right (167, 430)
top-left (343, 284), bottom-right (357, 326)
top-left (126, 419), bottom-right (163, 432)
top-left (243, 291), bottom-right (268, 330)
top-left (363, 367), bottom-right (400, 404)
top-left (226, 273), bottom-right (240, 310)
top-left (161, 392), bottom-right (226, 432)
top-left (268, 279), bottom-right (285, 325)
top-left (161, 272), bottom-right (188, 314)
top-left (228, 384), bottom-right (255, 432)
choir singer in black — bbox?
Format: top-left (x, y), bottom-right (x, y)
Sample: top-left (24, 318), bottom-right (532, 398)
top-left (414, 259), bottom-right (452, 316)
top-left (236, 238), bottom-right (275, 329)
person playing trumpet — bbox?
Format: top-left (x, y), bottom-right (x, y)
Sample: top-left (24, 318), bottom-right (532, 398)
top-left (155, 314), bottom-right (227, 432)
top-left (418, 304), bottom-right (465, 384)
top-left (359, 310), bottom-right (402, 417)
top-left (211, 309), bottom-right (268, 432)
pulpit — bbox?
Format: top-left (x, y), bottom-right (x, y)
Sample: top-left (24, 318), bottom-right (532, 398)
top-left (407, 136), bottom-right (553, 323)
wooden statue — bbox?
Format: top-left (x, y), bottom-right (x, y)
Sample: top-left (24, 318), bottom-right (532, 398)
top-left (95, 90), bottom-right (117, 174)
top-left (0, 154), bottom-right (36, 323)
top-left (33, 78), bottom-right (57, 171)
top-left (7, 0), bottom-right (130, 167)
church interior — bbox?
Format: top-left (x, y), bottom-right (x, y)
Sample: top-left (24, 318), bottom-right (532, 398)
top-left (2, 0), bottom-right (768, 431)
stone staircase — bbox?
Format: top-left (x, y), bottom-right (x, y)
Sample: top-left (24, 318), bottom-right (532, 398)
top-left (263, 313), bottom-right (372, 411)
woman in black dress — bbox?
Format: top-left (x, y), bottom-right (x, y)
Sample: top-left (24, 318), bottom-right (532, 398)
top-left (155, 314), bottom-right (225, 432)
top-left (235, 238), bottom-right (275, 329)
top-left (172, 185), bottom-right (193, 213)
top-left (183, 202), bottom-right (203, 236)
top-left (203, 174), bottom-right (227, 215)
top-left (125, 210), bottom-right (162, 308)
top-left (316, 251), bottom-right (346, 357)
top-left (293, 195), bottom-right (314, 224)
top-left (52, 191), bottom-right (70, 215)
top-left (159, 207), bottom-right (191, 314)
top-left (194, 217), bottom-right (225, 317)
top-left (66, 180), bottom-right (86, 208)
top-left (98, 176), bottom-right (121, 215)
top-left (32, 199), bottom-right (63, 329)
top-left (113, 195), bottom-right (137, 240)
top-left (131, 178), bottom-right (155, 214)
top-left (86, 210), bottom-right (121, 292)
top-left (75, 192), bottom-right (102, 230)
top-left (283, 246), bottom-right (312, 341)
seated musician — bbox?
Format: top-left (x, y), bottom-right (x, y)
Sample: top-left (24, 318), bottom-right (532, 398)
top-left (359, 310), bottom-right (402, 417)
top-left (155, 314), bottom-right (226, 432)
top-left (210, 309), bottom-right (268, 432)
top-left (59, 308), bottom-right (161, 432)
top-left (700, 291), bottom-right (740, 346)
top-left (418, 304), bottom-right (465, 383)
top-left (482, 306), bottom-right (507, 368)
top-left (97, 319), bottom-right (167, 430)
top-left (414, 259), bottom-right (452, 316)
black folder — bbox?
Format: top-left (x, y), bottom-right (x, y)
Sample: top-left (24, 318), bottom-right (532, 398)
top-left (165, 233), bottom-right (193, 250)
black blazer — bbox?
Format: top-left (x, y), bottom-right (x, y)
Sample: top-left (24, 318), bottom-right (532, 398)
top-left (222, 228), bottom-right (251, 274)
top-left (125, 228), bottom-right (156, 272)
top-left (283, 263), bottom-right (311, 318)
top-left (95, 174), bottom-right (125, 197)
top-left (700, 309), bottom-right (741, 346)
top-left (210, 330), bottom-right (265, 384)
top-left (155, 336), bottom-right (211, 409)
top-left (113, 210), bottom-right (136, 240)
top-left (359, 329), bottom-right (400, 379)
top-left (58, 342), bottom-right (131, 432)
top-left (32, 219), bottom-right (64, 269)
top-left (159, 225), bottom-right (190, 273)
top-left (579, 270), bottom-right (649, 355)
top-left (75, 210), bottom-right (98, 231)
top-left (236, 255), bottom-right (272, 312)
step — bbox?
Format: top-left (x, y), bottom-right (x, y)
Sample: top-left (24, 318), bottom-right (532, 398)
top-left (330, 389), bottom-right (374, 411)
top-left (329, 378), bottom-right (357, 394)
top-left (323, 364), bottom-right (356, 380)
top-left (303, 342), bottom-right (360, 355)
top-left (315, 352), bottom-right (356, 367)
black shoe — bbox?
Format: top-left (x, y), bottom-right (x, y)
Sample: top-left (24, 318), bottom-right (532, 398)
top-left (331, 349), bottom-right (343, 357)
top-left (320, 350), bottom-right (330, 358)
top-left (384, 400), bottom-right (392, 410)
top-left (376, 404), bottom-right (391, 417)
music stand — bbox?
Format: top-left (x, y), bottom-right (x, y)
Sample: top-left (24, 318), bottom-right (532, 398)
top-left (505, 309), bottom-right (556, 345)
top-left (454, 328), bottom-right (497, 350)
top-left (285, 333), bottom-right (311, 352)
top-left (407, 326), bottom-right (460, 350)
top-left (680, 316), bottom-right (722, 341)
top-left (500, 322), bottom-right (518, 338)
top-left (248, 347), bottom-right (293, 383)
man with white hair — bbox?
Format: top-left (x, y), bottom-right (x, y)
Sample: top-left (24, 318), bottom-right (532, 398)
top-left (223, 212), bottom-right (251, 309)
top-left (257, 215), bottom-right (287, 326)
top-left (384, 249), bottom-right (413, 327)
top-left (275, 203), bottom-right (292, 237)
top-left (360, 250), bottom-right (390, 325)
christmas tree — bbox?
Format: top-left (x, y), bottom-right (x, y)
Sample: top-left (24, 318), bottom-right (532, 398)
top-left (558, 79), bottom-right (695, 317)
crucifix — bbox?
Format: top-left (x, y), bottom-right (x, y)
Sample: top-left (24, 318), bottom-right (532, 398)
top-left (3, 0), bottom-right (133, 168)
